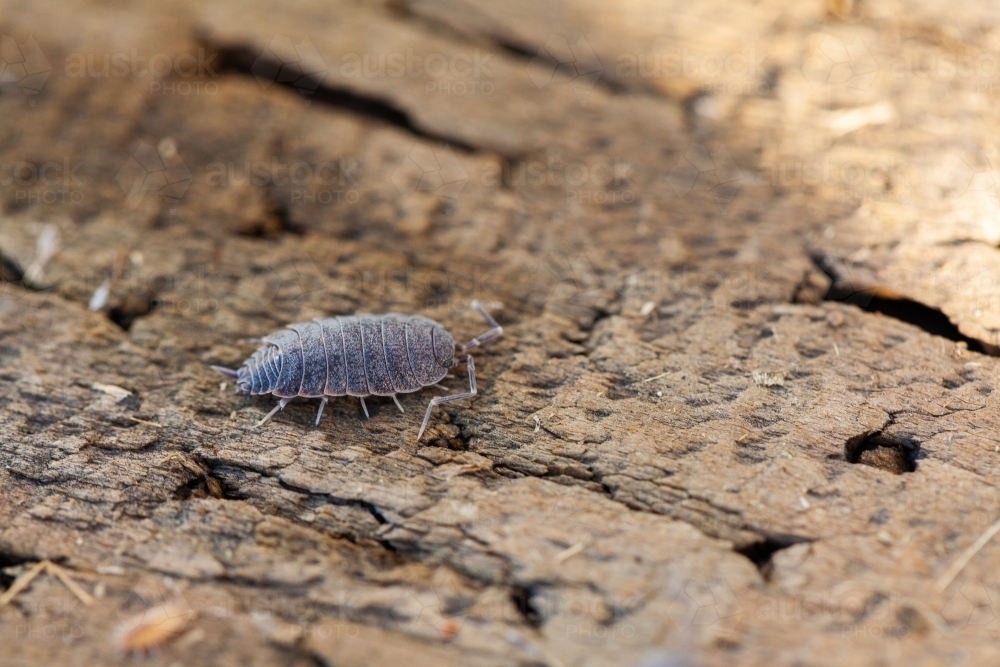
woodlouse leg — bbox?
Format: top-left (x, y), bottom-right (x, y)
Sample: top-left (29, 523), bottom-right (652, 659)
top-left (458, 301), bottom-right (503, 353)
top-left (315, 396), bottom-right (329, 426)
top-left (256, 397), bottom-right (291, 427)
top-left (392, 395), bottom-right (404, 413)
top-left (359, 397), bottom-right (370, 419)
top-left (417, 354), bottom-right (476, 441)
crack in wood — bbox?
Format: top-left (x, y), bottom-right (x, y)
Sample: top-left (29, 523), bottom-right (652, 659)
top-left (206, 42), bottom-right (481, 153)
top-left (807, 249), bottom-right (1000, 355)
top-left (733, 531), bottom-right (813, 580)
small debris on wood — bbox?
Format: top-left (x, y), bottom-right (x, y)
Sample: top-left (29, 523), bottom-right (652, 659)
top-left (554, 542), bottom-right (586, 563)
top-left (91, 382), bottom-right (133, 402)
top-left (437, 618), bottom-right (460, 642)
top-left (751, 371), bottom-right (785, 387)
top-left (936, 517), bottom-right (1000, 592)
top-left (88, 280), bottom-right (112, 311)
top-left (128, 416), bottom-right (163, 428)
top-left (0, 560), bottom-right (94, 608)
top-left (23, 223), bottom-right (60, 285)
top-left (0, 561), bottom-right (47, 608)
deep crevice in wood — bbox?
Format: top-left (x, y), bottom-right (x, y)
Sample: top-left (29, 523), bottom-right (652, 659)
top-left (383, 1), bottom-right (628, 95)
top-left (275, 479), bottom-right (391, 526)
top-left (844, 430), bottom-right (921, 474)
top-left (0, 552), bottom-right (35, 593)
top-left (808, 249), bottom-right (1000, 355)
top-left (734, 532), bottom-right (812, 579)
top-left (107, 290), bottom-right (156, 331)
top-left (0, 251), bottom-right (25, 285)
top-left (206, 43), bottom-right (480, 154)
top-left (509, 583), bottom-right (545, 628)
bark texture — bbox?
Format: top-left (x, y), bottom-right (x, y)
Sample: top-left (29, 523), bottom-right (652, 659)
top-left (2, 0), bottom-right (1000, 665)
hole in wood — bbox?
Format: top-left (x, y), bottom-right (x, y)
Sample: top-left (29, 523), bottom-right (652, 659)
top-left (844, 431), bottom-right (920, 474)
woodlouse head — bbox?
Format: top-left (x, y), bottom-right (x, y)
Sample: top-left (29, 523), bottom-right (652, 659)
top-left (235, 366), bottom-right (253, 393)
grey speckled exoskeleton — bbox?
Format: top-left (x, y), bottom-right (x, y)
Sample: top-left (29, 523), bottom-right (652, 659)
top-left (211, 301), bottom-right (502, 440)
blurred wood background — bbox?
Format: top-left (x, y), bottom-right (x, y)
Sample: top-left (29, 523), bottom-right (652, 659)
top-left (3, 0), bottom-right (1000, 664)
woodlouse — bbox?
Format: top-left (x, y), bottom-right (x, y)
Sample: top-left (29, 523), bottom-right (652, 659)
top-left (212, 301), bottom-right (502, 440)
top-left (114, 601), bottom-right (195, 655)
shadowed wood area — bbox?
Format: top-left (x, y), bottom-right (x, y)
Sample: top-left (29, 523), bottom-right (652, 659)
top-left (3, 0), bottom-right (1000, 664)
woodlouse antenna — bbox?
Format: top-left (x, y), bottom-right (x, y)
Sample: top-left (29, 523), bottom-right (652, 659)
top-left (458, 300), bottom-right (503, 353)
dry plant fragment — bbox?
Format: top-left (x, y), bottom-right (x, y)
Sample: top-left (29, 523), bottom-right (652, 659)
top-left (0, 561), bottom-right (47, 608)
top-left (554, 542), bottom-right (586, 563)
top-left (47, 561), bottom-right (96, 605)
top-left (91, 382), bottom-right (132, 402)
top-left (752, 371), bottom-right (785, 387)
top-left (24, 223), bottom-right (60, 285)
top-left (935, 517), bottom-right (1000, 592)
top-left (128, 416), bottom-right (163, 428)
top-left (0, 560), bottom-right (94, 608)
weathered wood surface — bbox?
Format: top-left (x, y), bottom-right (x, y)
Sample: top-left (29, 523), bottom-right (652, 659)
top-left (3, 0), bottom-right (1000, 664)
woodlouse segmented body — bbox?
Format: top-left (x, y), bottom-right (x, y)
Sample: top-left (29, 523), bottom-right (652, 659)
top-left (212, 302), bottom-right (502, 440)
